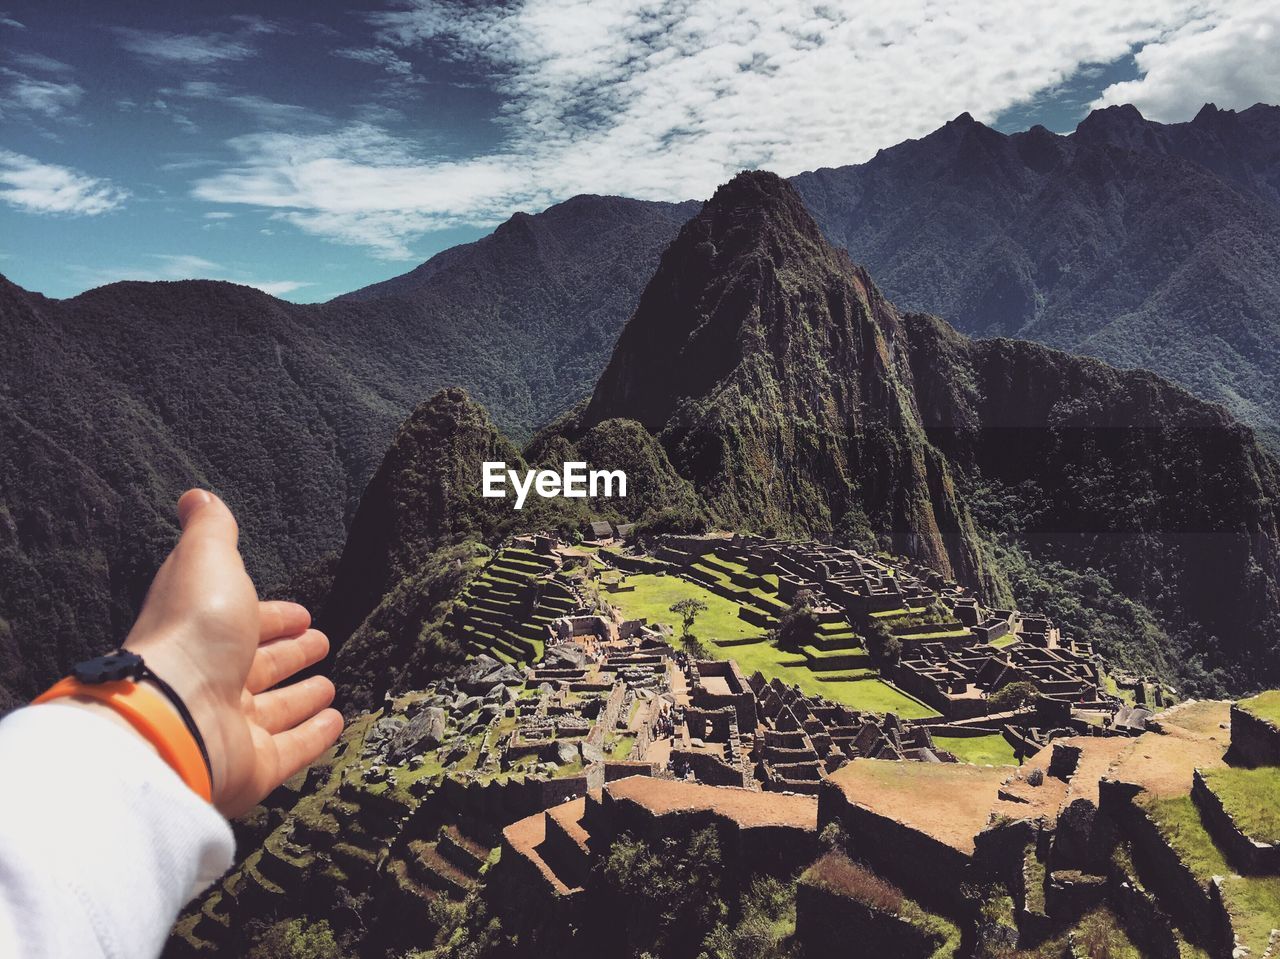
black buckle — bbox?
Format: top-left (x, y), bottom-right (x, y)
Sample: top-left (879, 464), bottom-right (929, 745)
top-left (69, 649), bottom-right (213, 789)
top-left (72, 650), bottom-right (145, 685)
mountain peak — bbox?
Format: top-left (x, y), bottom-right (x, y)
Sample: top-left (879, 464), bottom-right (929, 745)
top-left (691, 169), bottom-right (832, 266)
top-left (701, 169), bottom-right (813, 225)
top-left (1076, 102), bottom-right (1146, 135)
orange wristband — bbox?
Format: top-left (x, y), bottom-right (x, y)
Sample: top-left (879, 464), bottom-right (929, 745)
top-left (34, 677), bottom-right (213, 802)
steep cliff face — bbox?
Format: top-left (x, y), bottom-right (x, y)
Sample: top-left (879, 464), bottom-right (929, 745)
top-left (318, 388), bottom-right (527, 654)
top-left (902, 313), bottom-right (1280, 679)
top-left (582, 171), bottom-right (1280, 689)
top-left (584, 171), bottom-right (995, 592)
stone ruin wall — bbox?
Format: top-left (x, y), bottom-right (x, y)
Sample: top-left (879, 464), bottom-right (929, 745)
top-left (1229, 704), bottom-right (1280, 766)
top-left (815, 780), bottom-right (975, 915)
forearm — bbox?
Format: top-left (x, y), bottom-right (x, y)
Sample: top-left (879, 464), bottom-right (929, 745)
top-left (0, 703), bottom-right (234, 958)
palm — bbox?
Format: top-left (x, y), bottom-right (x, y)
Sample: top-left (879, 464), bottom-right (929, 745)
top-left (124, 490), bottom-right (342, 817)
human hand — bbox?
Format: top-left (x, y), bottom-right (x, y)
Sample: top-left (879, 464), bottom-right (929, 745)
top-left (119, 489), bottom-right (343, 817)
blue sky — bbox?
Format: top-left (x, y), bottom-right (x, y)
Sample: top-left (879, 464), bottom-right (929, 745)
top-left (1, 1), bottom-right (1276, 302)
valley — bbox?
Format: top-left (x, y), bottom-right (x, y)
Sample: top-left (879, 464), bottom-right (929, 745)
top-left (169, 526), bottom-right (1280, 958)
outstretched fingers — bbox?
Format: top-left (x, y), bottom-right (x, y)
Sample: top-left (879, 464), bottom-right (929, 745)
top-left (253, 675), bottom-right (335, 735)
top-left (258, 600), bottom-right (311, 643)
top-left (267, 708), bottom-right (344, 786)
top-left (247, 628), bottom-right (330, 694)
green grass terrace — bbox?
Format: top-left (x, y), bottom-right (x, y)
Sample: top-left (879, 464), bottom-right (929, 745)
top-left (932, 733), bottom-right (1020, 766)
top-left (606, 569), bottom-right (938, 719)
top-left (1139, 794), bottom-right (1280, 955)
top-left (1237, 690), bottom-right (1280, 725)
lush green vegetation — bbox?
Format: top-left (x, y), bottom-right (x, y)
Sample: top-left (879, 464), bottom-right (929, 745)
top-left (933, 733), bottom-right (1019, 766)
top-left (1199, 766), bottom-right (1280, 843)
top-left (800, 852), bottom-right (959, 957)
top-left (988, 681), bottom-right (1037, 712)
top-left (333, 541), bottom-right (485, 708)
top-left (608, 574), bottom-right (761, 641)
top-left (608, 574), bottom-right (936, 716)
top-left (1237, 690), bottom-right (1280, 725)
top-left (1142, 795), bottom-right (1280, 955)
top-left (245, 919), bottom-right (345, 959)
top-left (589, 827), bottom-right (798, 959)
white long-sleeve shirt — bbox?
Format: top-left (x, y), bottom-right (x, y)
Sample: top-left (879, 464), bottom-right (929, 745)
top-left (0, 704), bottom-right (235, 958)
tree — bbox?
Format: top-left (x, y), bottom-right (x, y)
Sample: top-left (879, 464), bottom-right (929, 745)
top-left (775, 590), bottom-right (820, 650)
top-left (862, 618), bottom-right (901, 665)
top-left (247, 919), bottom-right (344, 959)
top-left (681, 633), bottom-right (710, 659)
top-left (670, 597), bottom-right (708, 638)
top-left (989, 681), bottom-right (1036, 712)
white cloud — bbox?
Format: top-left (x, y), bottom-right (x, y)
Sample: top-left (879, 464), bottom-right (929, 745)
top-left (152, 254), bottom-right (222, 274)
top-left (0, 12), bottom-right (23, 30)
top-left (116, 25), bottom-right (265, 66)
top-left (203, 211), bottom-right (234, 219)
top-left (335, 46), bottom-right (419, 79)
top-left (9, 52), bottom-right (73, 74)
top-left (195, 0), bottom-right (1261, 257)
top-left (250, 279), bottom-right (310, 296)
top-left (2, 76), bottom-right (83, 118)
top-left (193, 124), bottom-right (526, 257)
top-left (0, 150), bottom-right (128, 215)
top-left (1092, 2), bottom-right (1280, 121)
top-left (163, 80), bottom-right (329, 128)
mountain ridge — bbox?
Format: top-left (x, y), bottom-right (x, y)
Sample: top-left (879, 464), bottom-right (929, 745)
top-left (563, 170), bottom-right (1280, 692)
top-left (5, 102), bottom-right (1280, 706)
top-left (0, 194), bottom-right (694, 708)
top-left (790, 101), bottom-right (1280, 443)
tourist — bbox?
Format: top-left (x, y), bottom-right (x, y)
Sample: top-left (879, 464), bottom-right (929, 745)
top-left (0, 490), bottom-right (344, 958)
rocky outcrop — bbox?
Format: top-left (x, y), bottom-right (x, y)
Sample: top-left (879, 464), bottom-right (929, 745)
top-left (582, 171), bottom-right (999, 593)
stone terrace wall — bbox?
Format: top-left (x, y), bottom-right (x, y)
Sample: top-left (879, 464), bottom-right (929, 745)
top-left (438, 774), bottom-right (590, 843)
top-left (816, 780), bottom-right (975, 915)
top-left (671, 748), bottom-right (751, 787)
top-left (588, 779), bottom-right (818, 879)
top-left (1099, 780), bottom-right (1232, 955)
top-left (606, 551), bottom-right (672, 574)
top-left (1191, 769), bottom-right (1280, 875)
top-left (1230, 704), bottom-right (1280, 766)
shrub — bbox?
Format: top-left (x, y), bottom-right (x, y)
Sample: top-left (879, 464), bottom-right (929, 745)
top-left (802, 851), bottom-right (902, 914)
top-left (774, 591), bottom-right (820, 650)
top-left (988, 681), bottom-right (1036, 712)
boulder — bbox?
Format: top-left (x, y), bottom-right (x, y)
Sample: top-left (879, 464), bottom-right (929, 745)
top-left (581, 741), bottom-right (605, 765)
top-left (363, 715), bottom-right (407, 757)
top-left (489, 664), bottom-right (525, 686)
top-left (546, 645), bottom-right (588, 669)
top-left (556, 741), bottom-right (579, 764)
top-left (385, 707), bottom-right (448, 764)
top-left (458, 654), bottom-right (505, 693)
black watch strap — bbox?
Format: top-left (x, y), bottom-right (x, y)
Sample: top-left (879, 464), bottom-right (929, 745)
top-left (72, 650), bottom-right (213, 788)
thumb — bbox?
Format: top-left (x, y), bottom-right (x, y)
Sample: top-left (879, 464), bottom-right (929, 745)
top-left (176, 488), bottom-right (239, 549)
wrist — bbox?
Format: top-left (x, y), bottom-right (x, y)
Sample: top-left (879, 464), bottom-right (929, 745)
top-left (122, 642), bottom-right (227, 794)
top-left (32, 652), bottom-right (217, 802)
